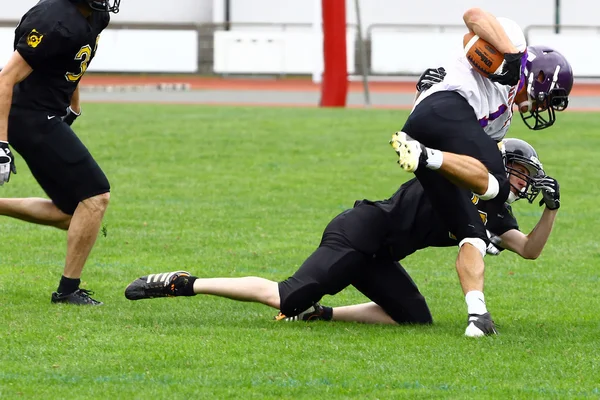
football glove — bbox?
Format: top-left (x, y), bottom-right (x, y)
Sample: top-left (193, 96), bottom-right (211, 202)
top-left (534, 176), bottom-right (560, 210)
top-left (488, 52), bottom-right (525, 86)
top-left (62, 106), bottom-right (81, 126)
top-left (0, 141), bottom-right (17, 184)
top-left (486, 230), bottom-right (504, 256)
top-left (416, 67), bottom-right (446, 92)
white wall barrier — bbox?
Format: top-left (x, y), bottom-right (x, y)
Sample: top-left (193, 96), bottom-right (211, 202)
top-left (370, 30), bottom-right (465, 75)
top-left (0, 28), bottom-right (198, 73)
top-left (370, 29), bottom-right (600, 77)
top-left (2, 24), bottom-right (600, 77)
top-left (213, 30), bottom-right (356, 75)
top-left (527, 31), bottom-right (600, 78)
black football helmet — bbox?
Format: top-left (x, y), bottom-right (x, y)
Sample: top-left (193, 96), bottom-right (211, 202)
top-left (71, 0), bottom-right (120, 13)
top-left (519, 46), bottom-right (573, 130)
top-left (501, 138), bottom-right (544, 203)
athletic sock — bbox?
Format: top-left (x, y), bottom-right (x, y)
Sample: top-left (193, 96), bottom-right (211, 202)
top-left (465, 290), bottom-right (488, 315)
top-left (320, 305), bottom-right (333, 321)
top-left (57, 276), bottom-right (80, 295)
top-left (180, 275), bottom-right (198, 296)
top-left (424, 148), bottom-right (443, 170)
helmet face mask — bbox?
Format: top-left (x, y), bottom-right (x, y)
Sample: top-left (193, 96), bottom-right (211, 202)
top-left (520, 46), bottom-right (573, 130)
top-left (74, 0), bottom-right (120, 13)
top-left (502, 138), bottom-right (544, 203)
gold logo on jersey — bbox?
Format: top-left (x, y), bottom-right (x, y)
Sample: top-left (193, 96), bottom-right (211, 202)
top-left (26, 29), bottom-right (44, 48)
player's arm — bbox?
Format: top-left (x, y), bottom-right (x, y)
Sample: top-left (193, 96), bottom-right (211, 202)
top-left (71, 84), bottom-right (81, 114)
top-left (0, 51), bottom-right (33, 141)
top-left (463, 8), bottom-right (518, 54)
top-left (495, 207), bottom-right (558, 260)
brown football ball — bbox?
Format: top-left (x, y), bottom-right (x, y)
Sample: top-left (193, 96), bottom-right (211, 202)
top-left (463, 32), bottom-right (505, 76)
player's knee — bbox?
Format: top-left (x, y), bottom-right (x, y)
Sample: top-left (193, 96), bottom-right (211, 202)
top-left (386, 293), bottom-right (433, 325)
top-left (478, 173), bottom-right (499, 200)
top-left (82, 192), bottom-right (110, 214)
top-left (278, 282), bottom-right (323, 317)
top-left (458, 237), bottom-right (487, 258)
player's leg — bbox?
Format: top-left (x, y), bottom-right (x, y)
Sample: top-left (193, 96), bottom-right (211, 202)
top-left (349, 257), bottom-right (432, 324)
top-left (281, 258), bottom-right (432, 325)
top-left (415, 168), bottom-right (497, 336)
top-left (395, 91), bottom-right (509, 203)
top-left (10, 113), bottom-right (110, 305)
top-left (4, 111), bottom-right (72, 229)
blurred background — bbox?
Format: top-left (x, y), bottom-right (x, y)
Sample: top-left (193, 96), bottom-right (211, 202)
top-left (1, 0), bottom-right (598, 108)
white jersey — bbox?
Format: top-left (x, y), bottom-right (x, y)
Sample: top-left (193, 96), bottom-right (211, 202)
top-left (413, 17), bottom-right (527, 141)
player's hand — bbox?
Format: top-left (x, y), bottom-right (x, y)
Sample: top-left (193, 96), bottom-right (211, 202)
top-left (62, 106), bottom-right (81, 126)
top-left (488, 52), bottom-right (525, 86)
top-left (486, 230), bottom-right (503, 256)
top-left (416, 67), bottom-right (446, 92)
top-left (534, 176), bottom-right (560, 210)
top-left (0, 141), bottom-right (17, 184)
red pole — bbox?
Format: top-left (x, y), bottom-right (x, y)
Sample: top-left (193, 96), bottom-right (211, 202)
top-left (320, 0), bottom-right (347, 107)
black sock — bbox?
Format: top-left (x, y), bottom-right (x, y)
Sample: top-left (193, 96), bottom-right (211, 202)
top-left (321, 306), bottom-right (333, 321)
top-left (180, 276), bottom-right (197, 297)
top-left (57, 276), bottom-right (80, 295)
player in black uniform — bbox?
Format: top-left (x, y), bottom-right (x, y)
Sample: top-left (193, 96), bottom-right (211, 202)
top-left (0, 0), bottom-right (120, 305)
top-left (123, 139), bottom-right (560, 332)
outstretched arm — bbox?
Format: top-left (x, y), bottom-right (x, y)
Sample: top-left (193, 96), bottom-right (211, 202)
top-left (495, 207), bottom-right (558, 259)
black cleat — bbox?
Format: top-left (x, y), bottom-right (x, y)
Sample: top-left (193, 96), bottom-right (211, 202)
top-left (124, 271), bottom-right (191, 300)
top-left (464, 312), bottom-right (498, 337)
top-left (274, 303), bottom-right (328, 322)
top-left (51, 288), bottom-right (103, 305)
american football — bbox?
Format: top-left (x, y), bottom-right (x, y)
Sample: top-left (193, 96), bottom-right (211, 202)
top-left (463, 32), bottom-right (504, 76)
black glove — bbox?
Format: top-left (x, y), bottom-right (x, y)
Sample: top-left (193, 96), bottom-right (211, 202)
top-left (62, 106), bottom-right (81, 126)
top-left (0, 140), bottom-right (17, 184)
top-left (488, 52), bottom-right (524, 86)
top-left (416, 67), bottom-right (446, 92)
top-left (486, 230), bottom-right (504, 256)
top-left (534, 176), bottom-right (560, 210)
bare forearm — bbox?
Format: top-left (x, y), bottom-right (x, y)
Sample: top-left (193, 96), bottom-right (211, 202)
top-left (463, 8), bottom-right (518, 54)
top-left (70, 85), bottom-right (81, 113)
top-left (0, 82), bottom-right (13, 141)
top-left (438, 152), bottom-right (489, 195)
top-left (523, 208), bottom-right (557, 258)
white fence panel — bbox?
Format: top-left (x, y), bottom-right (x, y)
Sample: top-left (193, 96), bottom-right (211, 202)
top-left (214, 30), bottom-right (356, 74)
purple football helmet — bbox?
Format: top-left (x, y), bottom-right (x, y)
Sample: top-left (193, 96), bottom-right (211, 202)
top-left (70, 0), bottom-right (120, 13)
top-left (520, 46), bottom-right (573, 130)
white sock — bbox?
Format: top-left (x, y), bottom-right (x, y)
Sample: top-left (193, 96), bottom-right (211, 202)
top-left (424, 148), bottom-right (443, 170)
top-left (465, 290), bottom-right (488, 315)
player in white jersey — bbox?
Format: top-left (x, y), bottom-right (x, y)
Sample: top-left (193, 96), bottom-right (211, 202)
top-left (387, 7), bottom-right (573, 337)
top-left (414, 17), bottom-right (526, 142)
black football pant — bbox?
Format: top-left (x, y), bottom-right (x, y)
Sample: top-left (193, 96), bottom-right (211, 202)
top-left (401, 91), bottom-right (508, 243)
top-left (277, 205), bottom-right (432, 324)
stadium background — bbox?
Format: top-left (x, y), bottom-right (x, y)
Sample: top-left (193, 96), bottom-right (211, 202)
top-left (2, 0), bottom-right (600, 107)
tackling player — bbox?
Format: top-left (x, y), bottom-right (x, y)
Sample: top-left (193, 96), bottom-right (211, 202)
top-left (0, 0), bottom-right (121, 305)
top-left (124, 139), bottom-right (560, 336)
top-left (388, 8), bottom-right (572, 336)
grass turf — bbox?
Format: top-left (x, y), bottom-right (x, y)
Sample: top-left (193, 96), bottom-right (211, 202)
top-left (0, 104), bottom-right (599, 398)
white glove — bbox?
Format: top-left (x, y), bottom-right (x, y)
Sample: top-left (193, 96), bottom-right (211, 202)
top-left (0, 141), bottom-right (17, 185)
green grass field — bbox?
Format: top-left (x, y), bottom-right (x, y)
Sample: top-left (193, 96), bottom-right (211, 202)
top-left (1, 104), bottom-right (598, 399)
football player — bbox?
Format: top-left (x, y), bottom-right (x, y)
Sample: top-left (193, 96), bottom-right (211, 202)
top-left (388, 8), bottom-right (572, 336)
top-left (124, 139), bottom-right (560, 336)
top-left (0, 0), bottom-right (120, 305)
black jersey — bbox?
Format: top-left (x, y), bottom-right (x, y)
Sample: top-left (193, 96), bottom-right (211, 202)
top-left (355, 178), bottom-right (519, 260)
top-left (12, 0), bottom-right (109, 115)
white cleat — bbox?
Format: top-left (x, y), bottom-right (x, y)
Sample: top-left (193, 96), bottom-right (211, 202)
top-left (389, 131), bottom-right (424, 172)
